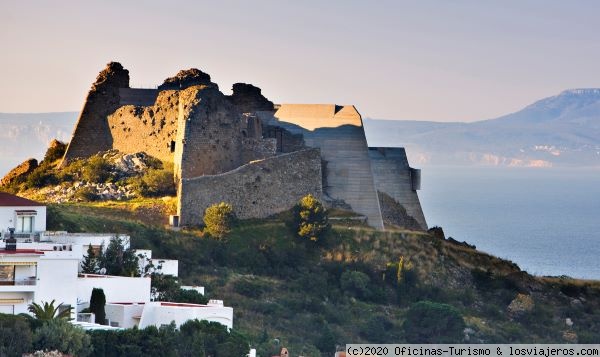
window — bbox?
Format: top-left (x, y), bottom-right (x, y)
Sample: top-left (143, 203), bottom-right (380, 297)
top-left (16, 216), bottom-right (34, 233)
top-left (0, 265), bottom-right (15, 285)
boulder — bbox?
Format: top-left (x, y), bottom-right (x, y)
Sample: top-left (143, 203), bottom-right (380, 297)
top-left (507, 293), bottom-right (534, 319)
top-left (0, 158), bottom-right (38, 186)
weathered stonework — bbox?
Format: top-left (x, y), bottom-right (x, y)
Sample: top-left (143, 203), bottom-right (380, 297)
top-left (62, 62), bottom-right (130, 163)
top-left (178, 148), bottom-right (322, 225)
top-left (60, 62), bottom-right (427, 230)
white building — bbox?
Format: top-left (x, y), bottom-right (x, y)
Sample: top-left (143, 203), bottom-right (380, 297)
top-left (0, 243), bottom-right (80, 317)
top-left (0, 192), bottom-right (46, 238)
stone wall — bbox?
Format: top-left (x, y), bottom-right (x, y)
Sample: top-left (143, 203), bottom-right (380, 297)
top-left (174, 86), bottom-right (245, 179)
top-left (107, 90), bottom-right (180, 163)
top-left (178, 148), bottom-right (322, 226)
top-left (62, 62), bottom-right (130, 163)
top-left (266, 108), bottom-right (384, 230)
top-left (368, 147), bottom-right (428, 230)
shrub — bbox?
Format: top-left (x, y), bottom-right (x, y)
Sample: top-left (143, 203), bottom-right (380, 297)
top-left (340, 270), bottom-right (371, 298)
top-left (0, 313), bottom-right (33, 357)
top-left (32, 319), bottom-right (92, 357)
top-left (81, 155), bottom-right (113, 183)
top-left (403, 301), bottom-right (465, 343)
top-left (74, 186), bottom-right (98, 201)
top-left (43, 140), bottom-right (67, 163)
top-left (292, 194), bottom-right (329, 243)
top-left (135, 168), bottom-right (176, 197)
top-left (25, 166), bottom-right (57, 189)
top-left (203, 202), bottom-right (236, 239)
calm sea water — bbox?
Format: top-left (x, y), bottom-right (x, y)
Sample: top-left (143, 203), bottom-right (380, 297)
top-left (418, 167), bottom-right (600, 280)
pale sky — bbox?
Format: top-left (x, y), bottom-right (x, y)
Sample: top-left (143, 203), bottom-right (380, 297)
top-left (1, 0), bottom-right (599, 121)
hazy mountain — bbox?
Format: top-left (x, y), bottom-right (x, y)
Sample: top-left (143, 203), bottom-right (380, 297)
top-left (1, 88), bottom-right (599, 177)
top-left (364, 89), bottom-right (600, 167)
top-left (0, 112), bottom-right (77, 176)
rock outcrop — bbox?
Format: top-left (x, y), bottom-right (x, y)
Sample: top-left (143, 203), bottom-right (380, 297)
top-left (0, 158), bottom-right (38, 186)
top-left (158, 68), bottom-right (214, 90)
top-left (227, 83), bottom-right (274, 113)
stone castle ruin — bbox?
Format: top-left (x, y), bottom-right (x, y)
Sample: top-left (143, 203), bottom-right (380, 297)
top-left (62, 62), bottom-right (427, 230)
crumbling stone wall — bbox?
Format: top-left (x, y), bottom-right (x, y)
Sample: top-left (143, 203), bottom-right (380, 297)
top-left (107, 90), bottom-right (180, 163)
top-left (62, 62), bottom-right (130, 163)
top-left (174, 85), bottom-right (245, 179)
top-left (178, 148), bottom-right (322, 226)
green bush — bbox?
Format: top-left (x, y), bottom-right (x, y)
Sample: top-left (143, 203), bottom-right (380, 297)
top-left (403, 301), bottom-right (465, 343)
top-left (203, 202), bottom-right (236, 239)
top-left (292, 194), bottom-right (329, 243)
top-left (25, 166), bottom-right (58, 189)
top-left (32, 319), bottom-right (92, 357)
top-left (340, 270), bottom-right (371, 298)
top-left (135, 168), bottom-right (176, 197)
top-left (0, 313), bottom-right (33, 357)
top-left (43, 140), bottom-right (67, 163)
top-left (74, 186), bottom-right (99, 202)
top-left (81, 155), bottom-right (113, 183)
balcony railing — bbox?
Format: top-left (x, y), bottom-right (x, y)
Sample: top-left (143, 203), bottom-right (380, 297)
top-left (0, 277), bottom-right (37, 286)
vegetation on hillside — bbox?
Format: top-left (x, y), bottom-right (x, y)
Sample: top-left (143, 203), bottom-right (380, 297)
top-left (41, 201), bottom-right (600, 354)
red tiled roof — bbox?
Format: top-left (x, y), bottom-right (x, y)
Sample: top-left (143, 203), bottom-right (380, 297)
top-left (0, 192), bottom-right (44, 207)
top-left (0, 249), bottom-right (44, 255)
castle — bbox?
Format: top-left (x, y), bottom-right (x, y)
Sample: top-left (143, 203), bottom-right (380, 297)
top-left (62, 62), bottom-right (426, 230)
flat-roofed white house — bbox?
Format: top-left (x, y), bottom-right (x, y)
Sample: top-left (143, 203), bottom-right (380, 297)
top-left (0, 243), bottom-right (81, 317)
top-left (0, 192), bottom-right (46, 239)
top-left (0, 193), bottom-right (231, 331)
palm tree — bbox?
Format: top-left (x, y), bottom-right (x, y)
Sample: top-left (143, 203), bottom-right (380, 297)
top-left (27, 300), bottom-right (72, 320)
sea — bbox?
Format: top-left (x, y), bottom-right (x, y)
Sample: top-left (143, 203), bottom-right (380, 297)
top-left (418, 167), bottom-right (600, 280)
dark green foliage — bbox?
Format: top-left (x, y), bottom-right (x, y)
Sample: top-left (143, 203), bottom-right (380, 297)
top-left (360, 315), bottom-right (397, 343)
top-left (340, 270), bottom-right (371, 298)
top-left (81, 244), bottom-right (100, 274)
top-left (101, 236), bottom-right (139, 277)
top-left (233, 277), bottom-right (272, 298)
top-left (315, 324), bottom-right (337, 353)
top-left (33, 319), bottom-right (92, 356)
top-left (88, 320), bottom-right (248, 357)
top-left (0, 313), bottom-right (33, 357)
top-left (134, 168), bottom-right (176, 197)
top-left (403, 301), bottom-right (465, 343)
top-left (43, 140), bottom-right (67, 163)
top-left (81, 155), bottom-right (114, 183)
top-left (90, 288), bottom-right (107, 325)
top-left (203, 202), bottom-right (236, 239)
top-left (74, 186), bottom-right (99, 201)
top-left (151, 274), bottom-right (209, 304)
top-left (292, 194), bottom-right (330, 242)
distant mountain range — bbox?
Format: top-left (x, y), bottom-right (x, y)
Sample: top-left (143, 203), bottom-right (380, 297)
top-left (364, 89), bottom-right (600, 167)
top-left (0, 112), bottom-right (77, 176)
top-left (1, 88), bottom-right (599, 176)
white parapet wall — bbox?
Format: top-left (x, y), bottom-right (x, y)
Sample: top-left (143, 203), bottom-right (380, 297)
top-left (76, 274), bottom-right (151, 311)
top-left (138, 301), bottom-right (233, 330)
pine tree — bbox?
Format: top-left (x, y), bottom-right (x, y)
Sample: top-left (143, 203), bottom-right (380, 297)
top-left (89, 288), bottom-right (106, 325)
top-left (80, 244), bottom-right (99, 274)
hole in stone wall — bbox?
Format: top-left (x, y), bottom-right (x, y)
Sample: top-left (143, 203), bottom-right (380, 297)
top-left (170, 140), bottom-right (176, 153)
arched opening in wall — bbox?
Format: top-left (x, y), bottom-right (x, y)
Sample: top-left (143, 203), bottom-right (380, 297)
top-left (170, 140), bottom-right (176, 153)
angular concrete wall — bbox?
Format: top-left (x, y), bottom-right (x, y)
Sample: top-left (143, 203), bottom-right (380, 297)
top-left (368, 147), bottom-right (427, 230)
top-left (178, 149), bottom-right (322, 227)
top-left (267, 105), bottom-right (384, 230)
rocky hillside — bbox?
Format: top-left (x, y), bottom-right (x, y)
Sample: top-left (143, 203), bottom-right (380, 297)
top-left (0, 141), bottom-right (175, 203)
top-left (47, 201), bottom-right (600, 354)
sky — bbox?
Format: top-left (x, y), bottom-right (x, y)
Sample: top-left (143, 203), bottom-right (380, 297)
top-left (1, 0), bottom-right (599, 121)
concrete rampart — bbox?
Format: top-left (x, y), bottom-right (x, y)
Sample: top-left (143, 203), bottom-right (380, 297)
top-left (178, 149), bottom-right (322, 226)
top-left (368, 147), bottom-right (427, 230)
